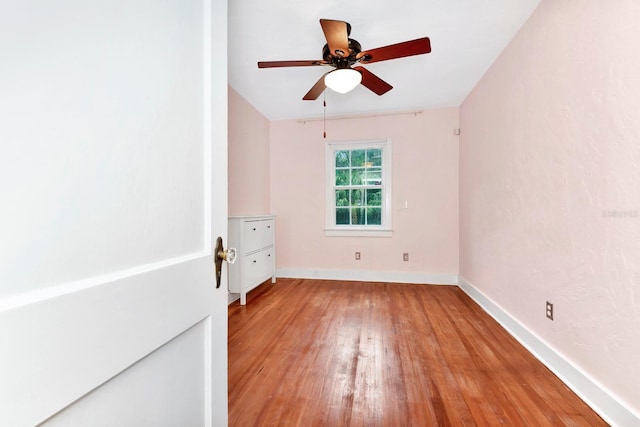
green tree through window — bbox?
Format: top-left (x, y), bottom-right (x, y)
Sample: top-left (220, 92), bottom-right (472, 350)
top-left (325, 139), bottom-right (392, 236)
top-left (334, 148), bottom-right (383, 226)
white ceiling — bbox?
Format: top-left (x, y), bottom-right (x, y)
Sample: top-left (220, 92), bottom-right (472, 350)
top-left (228, 0), bottom-right (541, 121)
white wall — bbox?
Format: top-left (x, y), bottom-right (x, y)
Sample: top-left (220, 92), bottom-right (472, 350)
top-left (228, 86), bottom-right (271, 216)
top-left (460, 0), bottom-right (640, 421)
top-left (270, 109), bottom-right (459, 282)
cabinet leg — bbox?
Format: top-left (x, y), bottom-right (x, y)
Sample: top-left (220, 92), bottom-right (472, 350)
top-left (240, 292), bottom-right (246, 305)
top-left (271, 275), bottom-right (276, 284)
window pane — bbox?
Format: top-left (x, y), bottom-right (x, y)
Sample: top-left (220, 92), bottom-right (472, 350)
top-left (366, 189), bottom-right (382, 206)
top-left (335, 190), bottom-right (349, 206)
top-left (335, 169), bottom-right (349, 186)
top-left (367, 208), bottom-right (382, 225)
top-left (352, 208), bottom-right (366, 225)
top-left (366, 148), bottom-right (382, 166)
top-left (351, 189), bottom-right (364, 206)
top-left (336, 208), bottom-right (350, 225)
top-left (335, 150), bottom-right (349, 168)
top-left (327, 141), bottom-right (390, 231)
top-left (351, 168), bottom-right (364, 185)
top-left (351, 149), bottom-right (365, 167)
top-left (365, 168), bottom-right (382, 186)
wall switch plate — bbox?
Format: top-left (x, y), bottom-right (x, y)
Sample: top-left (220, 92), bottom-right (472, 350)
top-left (546, 301), bottom-right (554, 320)
top-left (403, 253), bottom-right (409, 262)
top-left (355, 252), bottom-right (361, 260)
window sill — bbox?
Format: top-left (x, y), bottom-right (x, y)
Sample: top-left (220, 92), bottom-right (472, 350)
top-left (324, 228), bottom-right (393, 237)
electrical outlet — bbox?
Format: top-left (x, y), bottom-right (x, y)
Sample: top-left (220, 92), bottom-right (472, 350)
top-left (403, 252), bottom-right (409, 262)
top-left (546, 301), bottom-right (554, 321)
top-left (355, 252), bottom-right (361, 260)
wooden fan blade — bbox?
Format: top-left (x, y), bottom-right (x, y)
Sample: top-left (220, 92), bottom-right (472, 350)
top-left (303, 72), bottom-right (330, 100)
top-left (353, 66), bottom-right (393, 96)
top-left (258, 60), bottom-right (328, 68)
top-left (357, 37), bottom-right (431, 64)
top-left (320, 19), bottom-right (350, 58)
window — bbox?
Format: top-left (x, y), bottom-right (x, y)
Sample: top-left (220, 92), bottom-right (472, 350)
top-left (325, 139), bottom-right (392, 237)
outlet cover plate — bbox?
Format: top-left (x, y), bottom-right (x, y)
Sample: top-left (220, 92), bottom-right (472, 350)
top-left (546, 301), bottom-right (554, 320)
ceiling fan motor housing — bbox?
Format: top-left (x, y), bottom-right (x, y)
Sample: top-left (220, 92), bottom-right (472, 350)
top-left (323, 38), bottom-right (362, 66)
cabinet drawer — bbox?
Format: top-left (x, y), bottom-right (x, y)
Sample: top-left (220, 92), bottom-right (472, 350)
top-left (263, 246), bottom-right (275, 270)
top-left (243, 250), bottom-right (273, 285)
top-left (242, 219), bottom-right (274, 254)
top-left (261, 219), bottom-right (275, 248)
top-left (242, 220), bottom-right (263, 253)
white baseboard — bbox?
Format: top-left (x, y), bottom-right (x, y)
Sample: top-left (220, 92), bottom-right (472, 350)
top-left (458, 276), bottom-right (640, 427)
top-left (275, 268), bottom-right (458, 285)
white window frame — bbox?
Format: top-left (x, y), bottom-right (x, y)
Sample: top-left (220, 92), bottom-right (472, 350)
top-left (325, 138), bottom-right (392, 237)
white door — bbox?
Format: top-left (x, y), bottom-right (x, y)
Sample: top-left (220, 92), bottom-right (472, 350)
top-left (0, 0), bottom-right (228, 425)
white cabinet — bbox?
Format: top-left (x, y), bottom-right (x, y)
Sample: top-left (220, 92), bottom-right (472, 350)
top-left (228, 215), bottom-right (276, 305)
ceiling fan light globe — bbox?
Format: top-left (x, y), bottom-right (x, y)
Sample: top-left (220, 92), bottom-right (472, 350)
top-left (325, 69), bottom-right (362, 94)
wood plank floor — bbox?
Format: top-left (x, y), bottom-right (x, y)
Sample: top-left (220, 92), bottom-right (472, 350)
top-left (228, 279), bottom-right (607, 426)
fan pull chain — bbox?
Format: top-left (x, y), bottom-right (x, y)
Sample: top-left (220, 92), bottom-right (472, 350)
top-left (323, 92), bottom-right (327, 139)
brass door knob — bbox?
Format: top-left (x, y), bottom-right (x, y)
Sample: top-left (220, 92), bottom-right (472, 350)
top-left (219, 247), bottom-right (237, 264)
top-left (214, 237), bottom-right (236, 288)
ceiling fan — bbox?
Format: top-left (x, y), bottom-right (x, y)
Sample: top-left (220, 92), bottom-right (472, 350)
top-left (257, 19), bottom-right (432, 100)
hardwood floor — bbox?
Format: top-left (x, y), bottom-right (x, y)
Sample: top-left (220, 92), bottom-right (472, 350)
top-left (228, 279), bottom-right (607, 426)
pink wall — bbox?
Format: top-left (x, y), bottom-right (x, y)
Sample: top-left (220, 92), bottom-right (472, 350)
top-left (270, 109), bottom-right (459, 277)
top-left (228, 87), bottom-right (270, 216)
top-left (460, 0), bottom-right (640, 414)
